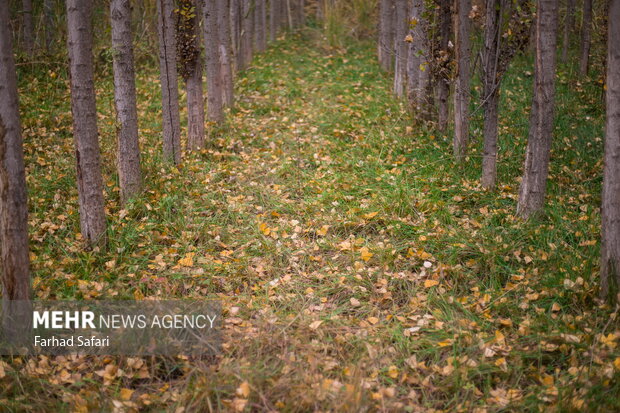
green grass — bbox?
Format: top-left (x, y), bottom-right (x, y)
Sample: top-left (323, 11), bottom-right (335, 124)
top-left (2, 26), bottom-right (619, 412)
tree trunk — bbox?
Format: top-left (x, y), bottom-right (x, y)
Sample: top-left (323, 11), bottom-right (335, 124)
top-left (481, 0), bottom-right (501, 189)
top-left (601, 0), bottom-right (620, 300)
top-left (178, 0), bottom-right (206, 150)
top-left (22, 0), bottom-right (34, 56)
top-left (218, 0), bottom-right (234, 106)
top-left (270, 0), bottom-right (277, 41)
top-left (258, 0), bottom-right (267, 50)
top-left (436, 0), bottom-right (451, 131)
top-left (561, 0), bottom-right (575, 63)
top-left (66, 0), bottom-right (107, 246)
top-left (393, 0), bottom-right (407, 98)
top-left (378, 0), bottom-right (394, 72)
top-left (407, 0), bottom-right (432, 119)
top-left (110, 0), bottom-right (142, 203)
top-left (298, 0), bottom-right (305, 26)
top-left (204, 0), bottom-right (224, 123)
top-left (516, 0), bottom-right (558, 218)
top-left (0, 0), bottom-right (31, 332)
top-left (240, 0), bottom-right (253, 70)
top-left (231, 0), bottom-right (240, 71)
top-left (44, 0), bottom-right (54, 53)
top-left (156, 0), bottom-right (182, 163)
top-left (579, 0), bottom-right (592, 76)
top-left (453, 0), bottom-right (471, 160)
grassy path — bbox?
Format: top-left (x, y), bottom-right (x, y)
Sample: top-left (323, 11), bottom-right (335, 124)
top-left (5, 30), bottom-right (619, 411)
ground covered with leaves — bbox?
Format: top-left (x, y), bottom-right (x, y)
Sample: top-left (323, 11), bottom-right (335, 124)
top-left (2, 28), bottom-right (620, 412)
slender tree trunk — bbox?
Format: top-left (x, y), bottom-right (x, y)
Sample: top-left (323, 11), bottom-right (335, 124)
top-left (204, 0), bottom-right (224, 123)
top-left (378, 0), bottom-right (394, 72)
top-left (579, 0), bottom-right (592, 76)
top-left (298, 0), bottom-right (305, 26)
top-left (44, 0), bottom-right (54, 53)
top-left (257, 0), bottom-right (267, 50)
top-left (270, 0), bottom-right (277, 41)
top-left (231, 0), bottom-right (240, 71)
top-left (393, 0), bottom-right (407, 98)
top-left (21, 0), bottom-right (34, 56)
top-left (561, 0), bottom-right (575, 63)
top-left (453, 0), bottom-right (471, 160)
top-left (240, 0), bottom-right (253, 69)
top-left (0, 0), bottom-right (31, 333)
top-left (110, 0), bottom-right (142, 203)
top-left (481, 0), bottom-right (501, 189)
top-left (156, 0), bottom-right (182, 163)
top-left (218, 0), bottom-right (234, 106)
top-left (407, 0), bottom-right (432, 118)
top-left (516, 0), bottom-right (559, 218)
top-left (183, 0), bottom-right (206, 150)
top-left (601, 0), bottom-right (620, 300)
top-left (66, 0), bottom-right (107, 246)
top-left (436, 0), bottom-right (451, 131)
top-left (406, 0), bottom-right (419, 105)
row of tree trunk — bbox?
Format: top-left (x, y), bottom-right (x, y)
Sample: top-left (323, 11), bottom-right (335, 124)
top-left (0, 0), bottom-right (307, 309)
top-left (378, 0), bottom-right (620, 303)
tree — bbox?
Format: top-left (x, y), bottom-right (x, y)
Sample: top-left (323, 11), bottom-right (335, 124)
top-left (218, 0), bottom-right (235, 106)
top-left (393, 0), bottom-right (408, 98)
top-left (257, 0), bottom-right (267, 51)
top-left (22, 0), bottom-right (34, 56)
top-left (436, 0), bottom-right (451, 130)
top-left (66, 0), bottom-right (107, 245)
top-left (204, 0), bottom-right (224, 123)
top-left (239, 0), bottom-right (253, 70)
top-left (453, 0), bottom-right (472, 160)
top-left (177, 0), bottom-right (206, 150)
top-left (600, 0), bottom-right (620, 300)
top-left (111, 0), bottom-right (142, 203)
top-left (157, 0), bottom-right (182, 163)
top-left (579, 0), bottom-right (592, 76)
top-left (481, 0), bottom-right (531, 189)
top-left (44, 0), bottom-right (55, 53)
top-left (270, 0), bottom-right (278, 42)
top-left (0, 0), bottom-right (31, 328)
top-left (406, 0), bottom-right (432, 119)
top-left (516, 0), bottom-right (558, 218)
top-left (378, 0), bottom-right (394, 72)
top-left (561, 0), bottom-right (575, 63)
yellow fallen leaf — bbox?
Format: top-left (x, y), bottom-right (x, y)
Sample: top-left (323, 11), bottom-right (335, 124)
top-left (614, 357), bottom-right (620, 370)
top-left (178, 252), bottom-right (195, 267)
top-left (387, 365), bottom-right (399, 378)
top-left (424, 279), bottom-right (439, 288)
top-left (367, 316), bottom-right (379, 325)
top-left (317, 225), bottom-right (330, 236)
top-left (363, 211), bottom-right (378, 219)
top-left (438, 339), bottom-right (453, 347)
top-left (360, 246), bottom-right (373, 262)
top-left (259, 222), bottom-right (271, 236)
top-left (120, 388), bottom-right (134, 401)
top-left (236, 381), bottom-right (251, 398)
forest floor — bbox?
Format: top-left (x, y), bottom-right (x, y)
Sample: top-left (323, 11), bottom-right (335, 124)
top-left (3, 28), bottom-right (620, 412)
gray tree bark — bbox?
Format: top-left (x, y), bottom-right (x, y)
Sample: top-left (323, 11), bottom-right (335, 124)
top-left (378, 0), bottom-right (394, 72)
top-left (436, 0), bottom-right (451, 130)
top-left (218, 0), bottom-right (235, 106)
top-left (481, 0), bottom-right (502, 189)
top-left (407, 0), bottom-right (432, 119)
top-left (44, 0), bottom-right (54, 53)
top-left (393, 0), bottom-right (407, 98)
top-left (600, 0), bottom-right (620, 300)
top-left (22, 0), bottom-right (34, 56)
top-left (516, 0), bottom-right (558, 218)
top-left (256, 0), bottom-right (267, 51)
top-left (239, 0), bottom-right (253, 70)
top-left (453, 0), bottom-right (471, 160)
top-left (111, 0), bottom-right (142, 203)
top-left (579, 0), bottom-right (592, 76)
top-left (157, 0), bottom-right (182, 163)
top-left (179, 0), bottom-right (206, 150)
top-left (66, 0), bottom-right (107, 246)
top-left (231, 0), bottom-right (240, 71)
top-left (0, 0), bottom-right (31, 324)
top-left (270, 0), bottom-right (277, 41)
top-left (561, 0), bottom-right (575, 63)
top-left (204, 0), bottom-right (224, 123)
